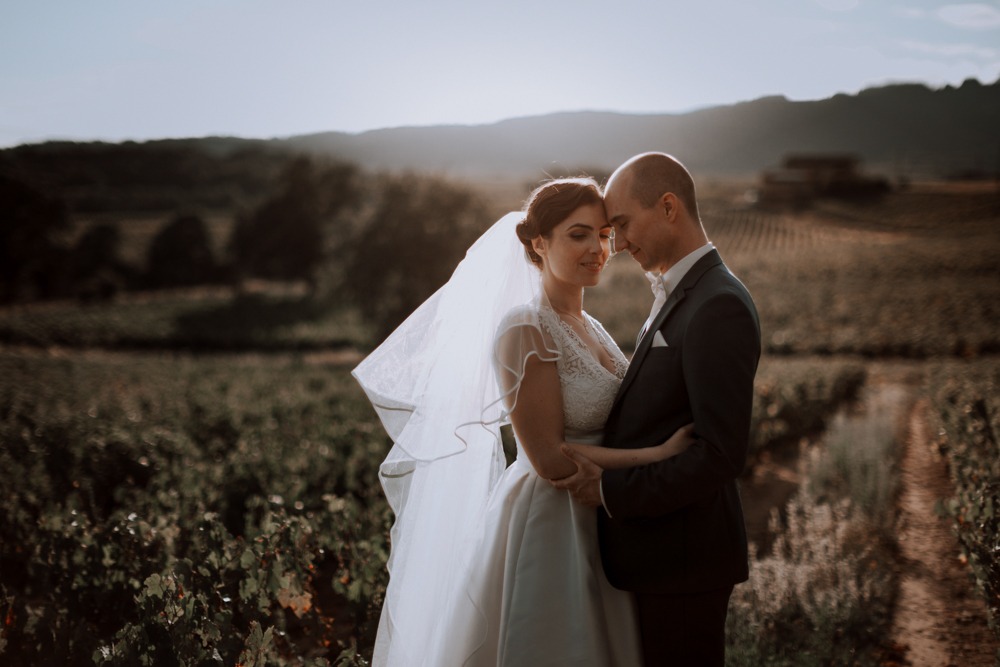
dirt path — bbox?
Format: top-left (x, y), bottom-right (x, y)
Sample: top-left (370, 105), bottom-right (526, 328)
top-left (741, 366), bottom-right (999, 665)
top-left (889, 395), bottom-right (999, 666)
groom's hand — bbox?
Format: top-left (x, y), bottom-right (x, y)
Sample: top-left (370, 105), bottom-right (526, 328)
top-left (551, 445), bottom-right (603, 508)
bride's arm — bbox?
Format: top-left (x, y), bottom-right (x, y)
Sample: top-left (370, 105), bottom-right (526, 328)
top-left (505, 355), bottom-right (581, 481)
top-left (507, 355), bottom-right (696, 478)
top-left (564, 424), bottom-right (695, 470)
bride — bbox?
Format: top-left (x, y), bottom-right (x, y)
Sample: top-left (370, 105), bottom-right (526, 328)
top-left (353, 178), bottom-right (693, 666)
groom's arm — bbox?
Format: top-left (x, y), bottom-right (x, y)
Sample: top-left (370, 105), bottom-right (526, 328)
top-left (601, 292), bottom-right (760, 519)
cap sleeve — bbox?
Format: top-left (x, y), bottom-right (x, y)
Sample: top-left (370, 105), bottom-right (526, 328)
top-left (492, 303), bottom-right (561, 415)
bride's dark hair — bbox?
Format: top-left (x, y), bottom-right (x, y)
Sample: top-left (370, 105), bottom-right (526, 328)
top-left (515, 177), bottom-right (603, 266)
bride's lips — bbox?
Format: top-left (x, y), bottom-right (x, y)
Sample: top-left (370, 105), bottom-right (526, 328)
top-left (581, 261), bottom-right (604, 273)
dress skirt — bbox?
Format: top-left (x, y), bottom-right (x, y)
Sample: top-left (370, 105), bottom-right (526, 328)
top-left (427, 448), bottom-right (643, 667)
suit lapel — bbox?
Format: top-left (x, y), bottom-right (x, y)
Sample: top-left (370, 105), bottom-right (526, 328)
top-left (615, 289), bottom-right (683, 402)
top-left (611, 250), bottom-right (724, 413)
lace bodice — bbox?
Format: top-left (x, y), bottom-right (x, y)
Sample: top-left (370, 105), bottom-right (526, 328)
top-left (536, 305), bottom-right (628, 437)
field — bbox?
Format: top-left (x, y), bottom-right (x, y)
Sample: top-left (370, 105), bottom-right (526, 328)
top-left (1, 182), bottom-right (999, 665)
top-left (586, 183), bottom-right (1000, 358)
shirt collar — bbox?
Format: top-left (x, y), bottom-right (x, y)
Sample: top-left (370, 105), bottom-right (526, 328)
top-left (648, 242), bottom-right (715, 297)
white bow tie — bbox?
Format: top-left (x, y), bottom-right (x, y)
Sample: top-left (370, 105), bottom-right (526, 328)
top-left (647, 272), bottom-right (666, 302)
top-left (647, 272), bottom-right (667, 314)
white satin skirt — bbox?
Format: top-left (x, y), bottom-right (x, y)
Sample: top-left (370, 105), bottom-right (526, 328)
top-left (426, 447), bottom-right (643, 666)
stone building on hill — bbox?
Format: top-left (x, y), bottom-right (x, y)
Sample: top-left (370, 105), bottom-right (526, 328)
top-left (757, 154), bottom-right (890, 206)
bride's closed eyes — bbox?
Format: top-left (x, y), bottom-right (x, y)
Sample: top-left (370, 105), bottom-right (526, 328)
top-left (565, 226), bottom-right (612, 242)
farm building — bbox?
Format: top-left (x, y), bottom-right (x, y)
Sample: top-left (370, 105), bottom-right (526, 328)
top-left (757, 154), bottom-right (890, 205)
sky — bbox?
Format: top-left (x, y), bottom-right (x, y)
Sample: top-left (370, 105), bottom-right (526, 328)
top-left (1, 0), bottom-right (999, 148)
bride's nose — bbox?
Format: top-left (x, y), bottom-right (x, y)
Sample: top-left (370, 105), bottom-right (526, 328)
top-left (590, 235), bottom-right (603, 252)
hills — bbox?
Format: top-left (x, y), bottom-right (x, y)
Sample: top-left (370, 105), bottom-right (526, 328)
top-left (283, 77), bottom-right (1000, 179)
top-left (3, 77), bottom-right (999, 204)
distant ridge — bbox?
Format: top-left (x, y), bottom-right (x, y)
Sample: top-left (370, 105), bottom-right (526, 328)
top-left (5, 78), bottom-right (999, 182)
top-left (280, 77), bottom-right (1000, 179)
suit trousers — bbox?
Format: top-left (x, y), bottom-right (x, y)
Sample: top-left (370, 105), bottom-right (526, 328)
top-left (634, 585), bottom-right (734, 666)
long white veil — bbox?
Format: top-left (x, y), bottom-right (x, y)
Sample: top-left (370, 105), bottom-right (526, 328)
top-left (351, 211), bottom-right (554, 665)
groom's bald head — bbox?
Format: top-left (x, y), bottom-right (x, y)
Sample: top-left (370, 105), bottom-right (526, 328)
top-left (605, 152), bottom-right (700, 222)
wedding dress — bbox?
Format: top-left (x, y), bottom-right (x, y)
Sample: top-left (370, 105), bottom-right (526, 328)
top-left (428, 302), bottom-right (643, 666)
top-left (353, 212), bottom-right (642, 666)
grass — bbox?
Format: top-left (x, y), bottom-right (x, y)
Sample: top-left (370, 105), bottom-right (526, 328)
top-left (727, 381), bottom-right (905, 666)
top-left (0, 288), bottom-right (372, 351)
top-left (0, 350), bottom-right (391, 664)
top-left (5, 188), bottom-right (998, 362)
top-left (750, 356), bottom-right (867, 459)
top-left (2, 183), bottom-right (998, 663)
top-left (69, 211), bottom-right (236, 267)
top-left (0, 347), bottom-right (889, 664)
top-left (586, 189), bottom-right (1000, 358)
top-left (807, 384), bottom-right (906, 536)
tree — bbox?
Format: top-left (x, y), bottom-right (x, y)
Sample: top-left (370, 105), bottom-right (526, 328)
top-left (72, 222), bottom-right (129, 301)
top-left (0, 173), bottom-right (72, 302)
top-left (228, 157), bottom-right (358, 288)
top-left (342, 173), bottom-right (488, 340)
top-left (146, 214), bottom-right (217, 288)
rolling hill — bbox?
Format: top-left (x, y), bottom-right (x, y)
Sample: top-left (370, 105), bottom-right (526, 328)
top-left (282, 77), bottom-right (1000, 179)
top-left (3, 77), bottom-right (998, 205)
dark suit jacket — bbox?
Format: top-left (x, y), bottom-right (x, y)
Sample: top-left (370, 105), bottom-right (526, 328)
top-left (599, 249), bottom-right (760, 595)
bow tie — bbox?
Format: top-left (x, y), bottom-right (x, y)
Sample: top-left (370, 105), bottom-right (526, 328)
top-left (647, 272), bottom-right (666, 302)
top-left (638, 272), bottom-right (668, 345)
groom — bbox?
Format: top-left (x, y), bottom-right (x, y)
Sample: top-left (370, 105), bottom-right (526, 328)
top-left (553, 152), bottom-right (761, 665)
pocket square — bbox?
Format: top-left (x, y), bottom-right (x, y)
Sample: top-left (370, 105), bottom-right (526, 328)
top-left (651, 330), bottom-right (669, 348)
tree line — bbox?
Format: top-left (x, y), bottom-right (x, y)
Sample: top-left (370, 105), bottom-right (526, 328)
top-left (1, 150), bottom-right (492, 338)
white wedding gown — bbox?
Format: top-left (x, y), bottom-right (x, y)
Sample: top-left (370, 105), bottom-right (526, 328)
top-left (428, 304), bottom-right (644, 666)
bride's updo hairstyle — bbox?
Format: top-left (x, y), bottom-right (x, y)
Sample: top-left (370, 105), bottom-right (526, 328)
top-left (516, 177), bottom-right (603, 266)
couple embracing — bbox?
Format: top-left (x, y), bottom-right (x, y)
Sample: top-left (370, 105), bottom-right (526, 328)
top-left (353, 152), bottom-right (762, 666)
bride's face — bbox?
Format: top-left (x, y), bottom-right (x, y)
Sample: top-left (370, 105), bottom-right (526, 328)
top-left (531, 203), bottom-right (612, 289)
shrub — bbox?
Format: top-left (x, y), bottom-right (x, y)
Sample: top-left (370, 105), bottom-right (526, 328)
top-left (930, 362), bottom-right (1000, 640)
top-left (0, 353), bottom-right (391, 664)
top-left (229, 157), bottom-right (358, 289)
top-left (342, 173), bottom-right (488, 340)
top-left (727, 376), bottom-right (900, 666)
top-left (146, 213), bottom-right (219, 288)
top-left (0, 173), bottom-right (73, 302)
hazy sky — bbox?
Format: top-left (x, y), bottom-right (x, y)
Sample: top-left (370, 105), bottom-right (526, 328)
top-left (2, 0), bottom-right (998, 147)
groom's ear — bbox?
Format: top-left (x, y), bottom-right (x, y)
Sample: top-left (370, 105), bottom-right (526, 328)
top-left (661, 193), bottom-right (677, 220)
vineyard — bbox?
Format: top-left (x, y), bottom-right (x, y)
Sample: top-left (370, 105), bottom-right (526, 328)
top-left (929, 359), bottom-right (1000, 639)
top-left (1, 183), bottom-right (999, 664)
top-left (586, 187), bottom-right (1000, 359)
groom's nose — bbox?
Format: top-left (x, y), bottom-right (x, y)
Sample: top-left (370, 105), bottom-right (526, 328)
top-left (612, 232), bottom-right (627, 253)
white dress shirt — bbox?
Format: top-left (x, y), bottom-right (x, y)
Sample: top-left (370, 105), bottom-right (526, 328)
top-left (637, 242), bottom-right (716, 345)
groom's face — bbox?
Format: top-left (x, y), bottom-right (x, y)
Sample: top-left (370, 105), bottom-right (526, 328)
top-left (604, 178), bottom-right (672, 274)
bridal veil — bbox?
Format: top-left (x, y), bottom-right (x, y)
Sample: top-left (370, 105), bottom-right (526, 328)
top-left (352, 211), bottom-right (560, 665)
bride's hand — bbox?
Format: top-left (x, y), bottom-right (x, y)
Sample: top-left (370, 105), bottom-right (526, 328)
top-left (657, 423), bottom-right (696, 460)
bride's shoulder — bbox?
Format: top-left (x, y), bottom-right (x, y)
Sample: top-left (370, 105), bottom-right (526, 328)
top-left (493, 302), bottom-right (562, 361)
top-left (495, 302), bottom-right (562, 351)
top-left (497, 301), bottom-right (556, 330)
top-left (497, 303), bottom-right (537, 328)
